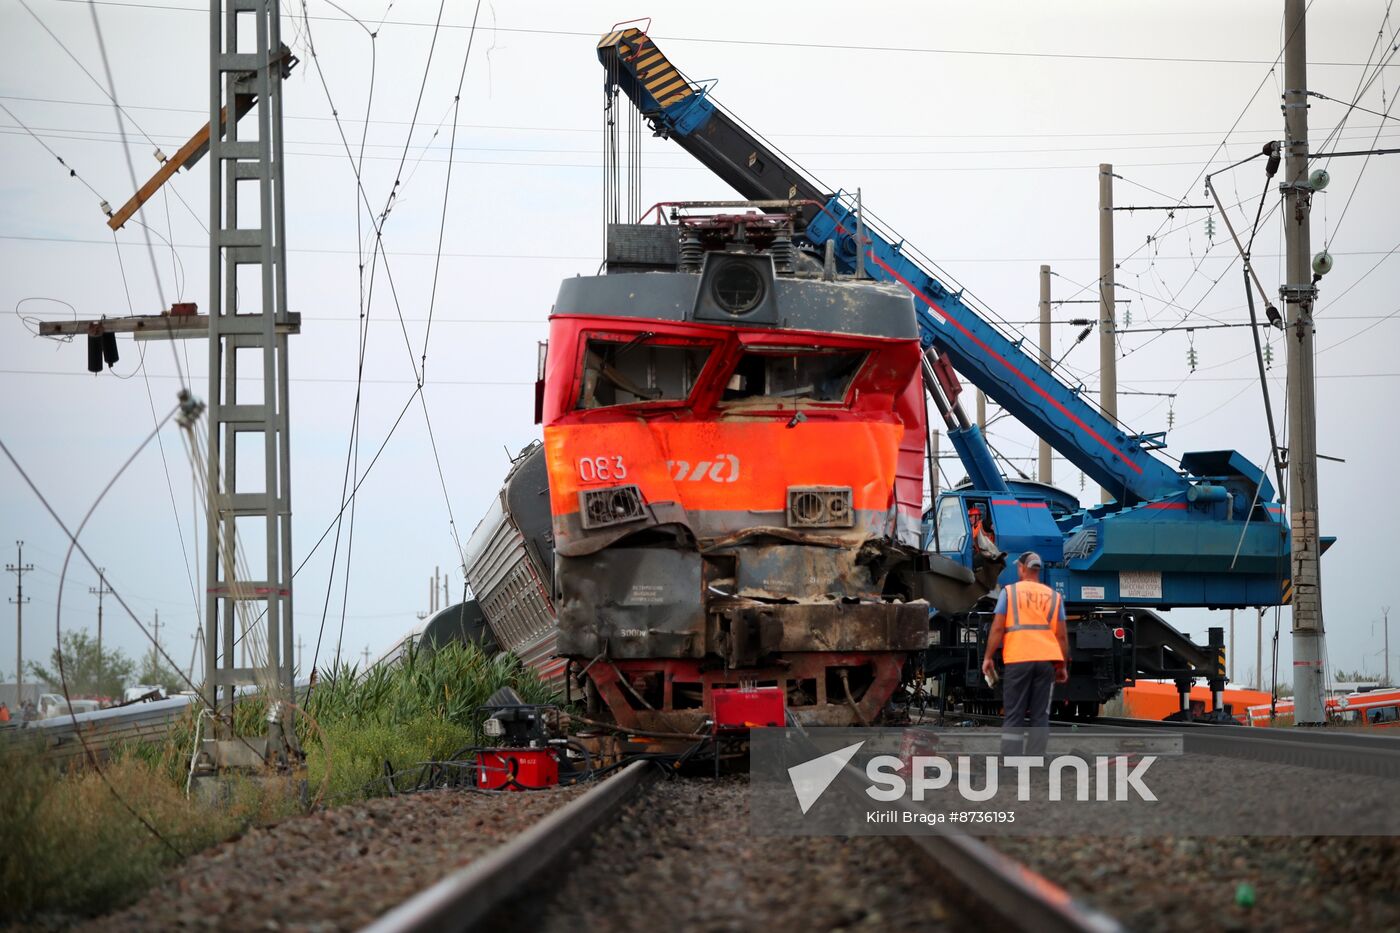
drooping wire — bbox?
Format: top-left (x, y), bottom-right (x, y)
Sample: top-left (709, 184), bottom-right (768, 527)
top-left (414, 0), bottom-right (486, 592)
top-left (0, 424), bottom-right (198, 858)
top-left (0, 100), bottom-right (109, 206)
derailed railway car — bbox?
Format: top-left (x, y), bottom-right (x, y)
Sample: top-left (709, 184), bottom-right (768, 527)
top-left (463, 442), bottom-right (567, 692)
top-left (534, 209), bottom-right (944, 732)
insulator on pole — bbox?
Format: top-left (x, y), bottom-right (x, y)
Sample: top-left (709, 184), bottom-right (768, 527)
top-left (101, 331), bottom-right (120, 368)
top-left (86, 334), bottom-right (103, 373)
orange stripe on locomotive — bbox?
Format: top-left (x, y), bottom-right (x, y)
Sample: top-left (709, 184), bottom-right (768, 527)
top-left (539, 314), bottom-right (925, 530)
top-left (545, 420), bottom-right (903, 517)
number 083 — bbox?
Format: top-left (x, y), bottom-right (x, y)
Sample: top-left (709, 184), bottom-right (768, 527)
top-left (578, 455), bottom-right (627, 482)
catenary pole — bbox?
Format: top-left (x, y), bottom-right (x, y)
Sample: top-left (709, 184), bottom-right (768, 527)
top-left (1282, 0), bottom-right (1326, 724)
top-left (1098, 164), bottom-right (1118, 504)
top-left (1384, 607), bottom-right (1391, 687)
top-left (1039, 264), bottom-right (1053, 485)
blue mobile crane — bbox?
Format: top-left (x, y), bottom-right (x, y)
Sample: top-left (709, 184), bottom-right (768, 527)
top-left (597, 25), bottom-right (1309, 718)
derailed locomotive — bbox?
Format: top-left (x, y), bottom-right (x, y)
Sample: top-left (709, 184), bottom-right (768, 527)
top-left (466, 208), bottom-right (967, 732)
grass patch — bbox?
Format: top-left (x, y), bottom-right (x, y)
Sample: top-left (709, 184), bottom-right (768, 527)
top-left (0, 741), bottom-right (300, 921)
top-left (0, 641), bottom-right (550, 924)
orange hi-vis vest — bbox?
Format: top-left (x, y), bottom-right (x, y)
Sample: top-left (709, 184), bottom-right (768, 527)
top-left (1002, 581), bottom-right (1065, 664)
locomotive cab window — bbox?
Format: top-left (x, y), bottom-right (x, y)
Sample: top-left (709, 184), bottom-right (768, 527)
top-left (720, 349), bottom-right (867, 404)
top-left (577, 335), bottom-right (712, 410)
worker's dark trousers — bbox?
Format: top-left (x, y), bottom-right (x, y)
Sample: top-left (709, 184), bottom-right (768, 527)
top-left (1000, 661), bottom-right (1056, 758)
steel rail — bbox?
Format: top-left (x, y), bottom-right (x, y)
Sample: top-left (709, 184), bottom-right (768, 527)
top-left (900, 830), bottom-right (1125, 933)
top-left (952, 711), bottom-right (1400, 777)
top-left (362, 760), bottom-right (651, 933)
top-left (1088, 715), bottom-right (1400, 778)
top-left (828, 761), bottom-right (1124, 933)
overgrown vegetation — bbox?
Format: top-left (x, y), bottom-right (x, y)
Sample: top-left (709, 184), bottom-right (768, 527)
top-left (303, 641), bottom-right (552, 804)
top-left (0, 641), bottom-right (550, 923)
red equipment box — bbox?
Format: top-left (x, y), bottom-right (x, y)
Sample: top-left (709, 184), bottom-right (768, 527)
top-left (712, 686), bottom-right (785, 731)
top-left (477, 749), bottom-right (560, 790)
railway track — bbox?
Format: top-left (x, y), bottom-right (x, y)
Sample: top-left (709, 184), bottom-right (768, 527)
top-left (368, 759), bottom-right (1123, 933)
top-left (1089, 715), bottom-right (1400, 777)
top-left (945, 712), bottom-right (1400, 777)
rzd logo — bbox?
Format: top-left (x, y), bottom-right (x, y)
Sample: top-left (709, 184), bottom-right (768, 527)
top-left (667, 455), bottom-right (740, 483)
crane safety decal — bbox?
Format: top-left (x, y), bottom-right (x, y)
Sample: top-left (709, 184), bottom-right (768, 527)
top-left (598, 28), bottom-right (694, 109)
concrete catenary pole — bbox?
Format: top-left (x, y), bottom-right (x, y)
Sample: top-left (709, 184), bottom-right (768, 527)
top-left (1282, 0), bottom-right (1326, 724)
top-left (7, 542), bottom-right (33, 705)
top-left (1098, 164), bottom-right (1118, 504)
top-left (1039, 264), bottom-right (1053, 485)
top-left (1384, 607), bottom-right (1391, 687)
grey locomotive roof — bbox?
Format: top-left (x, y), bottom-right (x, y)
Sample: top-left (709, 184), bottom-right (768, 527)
top-left (553, 269), bottom-right (919, 341)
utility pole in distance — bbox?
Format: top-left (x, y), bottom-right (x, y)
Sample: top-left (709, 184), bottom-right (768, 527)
top-left (1038, 264), bottom-right (1053, 485)
top-left (1282, 0), bottom-right (1326, 724)
top-left (1384, 607), bottom-right (1391, 687)
top-left (7, 542), bottom-right (33, 705)
top-left (90, 568), bottom-right (113, 670)
top-left (1098, 164), bottom-right (1118, 504)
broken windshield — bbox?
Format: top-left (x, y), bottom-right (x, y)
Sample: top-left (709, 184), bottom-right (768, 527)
top-left (576, 334), bottom-right (712, 409)
top-left (720, 349), bottom-right (867, 404)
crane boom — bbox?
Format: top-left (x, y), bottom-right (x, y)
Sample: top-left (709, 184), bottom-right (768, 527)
top-left (598, 25), bottom-right (1306, 618)
top-left (599, 27), bottom-right (1192, 505)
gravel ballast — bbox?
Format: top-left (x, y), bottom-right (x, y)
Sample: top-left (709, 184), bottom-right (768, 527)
top-left (82, 785), bottom-right (586, 932)
top-left (997, 834), bottom-right (1400, 933)
top-left (508, 776), bottom-right (960, 933)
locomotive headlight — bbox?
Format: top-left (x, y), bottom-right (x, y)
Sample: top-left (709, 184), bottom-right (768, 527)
top-left (712, 261), bottom-right (766, 314)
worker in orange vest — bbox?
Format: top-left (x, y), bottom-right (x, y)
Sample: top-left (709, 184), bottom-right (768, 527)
top-left (968, 504), bottom-right (995, 547)
top-left (981, 551), bottom-right (1069, 758)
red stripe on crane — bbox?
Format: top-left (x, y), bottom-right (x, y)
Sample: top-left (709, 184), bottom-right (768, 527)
top-left (866, 251), bottom-right (1143, 475)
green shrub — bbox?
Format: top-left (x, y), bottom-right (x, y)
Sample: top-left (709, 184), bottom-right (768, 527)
top-left (0, 639), bottom-right (552, 922)
top-left (0, 742), bottom-right (298, 921)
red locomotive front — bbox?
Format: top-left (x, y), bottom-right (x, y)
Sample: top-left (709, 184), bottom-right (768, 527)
top-left (538, 209), bottom-right (932, 732)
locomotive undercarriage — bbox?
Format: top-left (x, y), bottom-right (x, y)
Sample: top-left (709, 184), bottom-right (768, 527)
top-left (557, 528), bottom-right (930, 732)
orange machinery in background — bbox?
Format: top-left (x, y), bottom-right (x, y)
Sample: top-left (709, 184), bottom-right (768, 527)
top-left (1121, 681), bottom-right (1272, 724)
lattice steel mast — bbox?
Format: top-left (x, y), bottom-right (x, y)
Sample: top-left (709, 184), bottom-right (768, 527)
top-left (203, 0), bottom-right (298, 765)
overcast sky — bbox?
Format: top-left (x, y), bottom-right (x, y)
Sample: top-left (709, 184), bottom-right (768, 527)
top-left (1, 1), bottom-right (1396, 692)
